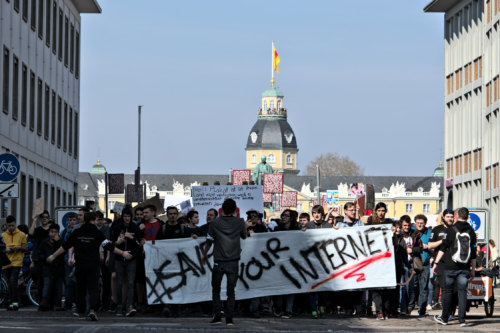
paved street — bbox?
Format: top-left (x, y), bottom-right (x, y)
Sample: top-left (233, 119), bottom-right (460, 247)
top-left (0, 304), bottom-right (499, 333)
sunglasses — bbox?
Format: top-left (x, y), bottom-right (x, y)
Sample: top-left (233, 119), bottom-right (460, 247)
top-left (250, 214), bottom-right (258, 217)
top-left (41, 216), bottom-right (49, 219)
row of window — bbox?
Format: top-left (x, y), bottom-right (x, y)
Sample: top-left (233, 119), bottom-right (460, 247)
top-left (446, 57), bottom-right (482, 96)
top-left (405, 203), bottom-right (431, 214)
top-left (13, 171), bottom-right (76, 225)
top-left (250, 153), bottom-right (293, 165)
top-left (486, 76), bottom-right (500, 107)
top-left (485, 164), bottom-right (500, 190)
top-left (263, 100), bottom-right (281, 110)
top-left (6, 0), bottom-right (80, 78)
top-left (2, 45), bottom-right (78, 159)
top-left (446, 149), bottom-right (482, 178)
top-left (486, 0), bottom-right (500, 24)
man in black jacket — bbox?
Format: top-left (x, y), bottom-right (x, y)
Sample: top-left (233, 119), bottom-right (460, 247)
top-left (202, 199), bottom-right (247, 326)
top-left (47, 212), bottom-right (132, 321)
top-left (433, 207), bottom-right (477, 327)
top-left (110, 207), bottom-right (140, 317)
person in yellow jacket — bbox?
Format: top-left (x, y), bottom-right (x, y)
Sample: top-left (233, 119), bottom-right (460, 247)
top-left (2, 216), bottom-right (28, 310)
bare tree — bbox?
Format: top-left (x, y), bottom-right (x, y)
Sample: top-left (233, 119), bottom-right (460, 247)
top-left (304, 153), bottom-right (364, 176)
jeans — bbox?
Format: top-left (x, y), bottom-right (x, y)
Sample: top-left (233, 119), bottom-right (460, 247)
top-left (42, 275), bottom-right (63, 303)
top-left (308, 292), bottom-right (328, 312)
top-left (400, 265), bottom-right (415, 311)
top-left (417, 265), bottom-right (430, 314)
top-left (432, 268), bottom-right (444, 304)
top-left (115, 259), bottom-right (136, 309)
top-left (373, 289), bottom-right (391, 315)
top-left (5, 266), bottom-right (21, 304)
top-left (441, 269), bottom-right (470, 324)
top-left (212, 260), bottom-right (238, 319)
top-left (64, 263), bottom-right (75, 308)
top-left (273, 294), bottom-right (295, 313)
top-left (75, 264), bottom-right (100, 314)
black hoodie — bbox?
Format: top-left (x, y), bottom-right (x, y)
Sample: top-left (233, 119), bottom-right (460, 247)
top-left (207, 216), bottom-right (247, 262)
top-left (440, 221), bottom-right (477, 271)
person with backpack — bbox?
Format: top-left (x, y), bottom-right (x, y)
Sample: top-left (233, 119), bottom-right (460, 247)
top-left (432, 207), bottom-right (477, 327)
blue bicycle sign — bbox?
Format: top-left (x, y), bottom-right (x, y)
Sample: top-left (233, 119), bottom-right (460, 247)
top-left (0, 153), bottom-right (20, 182)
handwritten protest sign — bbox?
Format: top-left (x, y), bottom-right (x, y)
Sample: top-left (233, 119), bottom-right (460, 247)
top-left (232, 170), bottom-right (251, 185)
top-left (144, 225), bottom-right (396, 304)
top-left (191, 185), bottom-right (264, 225)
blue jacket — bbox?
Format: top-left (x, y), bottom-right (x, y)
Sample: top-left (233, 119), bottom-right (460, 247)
top-left (412, 228), bottom-right (432, 265)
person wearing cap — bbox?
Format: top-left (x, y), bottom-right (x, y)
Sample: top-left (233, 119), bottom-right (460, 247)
top-left (427, 209), bottom-right (454, 310)
top-left (246, 209), bottom-right (268, 234)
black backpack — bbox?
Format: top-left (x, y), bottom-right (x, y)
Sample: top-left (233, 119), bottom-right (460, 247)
top-left (451, 225), bottom-right (471, 264)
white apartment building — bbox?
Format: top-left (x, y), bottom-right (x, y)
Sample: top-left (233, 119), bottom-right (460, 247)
top-left (425, 0), bottom-right (500, 243)
top-left (0, 0), bottom-right (100, 223)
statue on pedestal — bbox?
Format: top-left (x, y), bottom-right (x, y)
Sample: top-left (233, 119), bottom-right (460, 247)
top-left (252, 156), bottom-right (273, 185)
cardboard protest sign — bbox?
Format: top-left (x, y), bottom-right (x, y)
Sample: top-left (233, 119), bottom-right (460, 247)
top-left (191, 185), bottom-right (264, 225)
top-left (32, 197), bottom-right (45, 219)
top-left (139, 195), bottom-right (165, 215)
top-left (144, 225), bottom-right (396, 304)
top-left (113, 202), bottom-right (125, 214)
top-left (281, 191), bottom-right (297, 208)
top-left (263, 174), bottom-right (283, 194)
top-left (232, 170), bottom-right (251, 186)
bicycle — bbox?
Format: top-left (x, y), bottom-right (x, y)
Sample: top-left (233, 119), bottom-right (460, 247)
top-left (0, 160), bottom-right (18, 176)
top-left (0, 270), bottom-right (39, 307)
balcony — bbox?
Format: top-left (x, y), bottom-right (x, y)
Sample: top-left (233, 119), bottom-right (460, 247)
top-left (258, 107), bottom-right (287, 118)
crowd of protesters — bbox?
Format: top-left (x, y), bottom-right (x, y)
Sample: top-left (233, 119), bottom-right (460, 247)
top-left (0, 200), bottom-right (496, 327)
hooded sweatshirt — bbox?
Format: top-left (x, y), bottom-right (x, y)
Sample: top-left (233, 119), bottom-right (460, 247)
top-left (207, 216), bottom-right (247, 262)
top-left (2, 228), bottom-right (28, 268)
top-left (440, 221), bottom-right (477, 271)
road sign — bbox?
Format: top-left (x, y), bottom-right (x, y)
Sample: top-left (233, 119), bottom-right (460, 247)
top-left (468, 209), bottom-right (487, 242)
top-left (54, 206), bottom-right (84, 229)
top-left (0, 153), bottom-right (20, 182)
top-left (0, 183), bottom-right (19, 198)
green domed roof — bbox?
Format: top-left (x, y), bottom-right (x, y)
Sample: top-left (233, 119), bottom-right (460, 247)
top-left (262, 87), bottom-right (284, 97)
top-left (90, 159), bottom-right (106, 174)
top-left (433, 162), bottom-right (444, 177)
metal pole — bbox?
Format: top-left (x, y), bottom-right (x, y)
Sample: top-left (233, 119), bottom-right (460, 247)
top-left (105, 172), bottom-right (108, 219)
top-left (316, 164), bottom-right (321, 205)
top-left (137, 105), bottom-right (142, 202)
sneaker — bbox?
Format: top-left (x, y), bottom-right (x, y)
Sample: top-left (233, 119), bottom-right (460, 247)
top-left (376, 313), bottom-right (385, 320)
top-left (431, 302), bottom-right (442, 310)
top-left (226, 318), bottom-right (234, 326)
top-left (88, 310), bottom-right (98, 321)
top-left (210, 315), bottom-right (222, 325)
top-left (433, 315), bottom-right (447, 326)
top-left (126, 307), bottom-right (137, 317)
top-left (319, 306), bottom-right (326, 316)
top-left (426, 304), bottom-right (433, 311)
top-left (281, 312), bottom-right (292, 319)
top-left (460, 322), bottom-right (471, 327)
top-left (8, 303), bottom-right (19, 311)
top-left (312, 311), bottom-right (319, 319)
top-left (419, 312), bottom-right (428, 317)
top-left (115, 311), bottom-right (125, 317)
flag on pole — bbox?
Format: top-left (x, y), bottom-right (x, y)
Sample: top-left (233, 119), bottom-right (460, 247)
top-left (273, 44), bottom-right (280, 73)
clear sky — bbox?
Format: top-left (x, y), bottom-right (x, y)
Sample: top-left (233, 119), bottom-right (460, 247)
top-left (79, 0), bottom-right (444, 176)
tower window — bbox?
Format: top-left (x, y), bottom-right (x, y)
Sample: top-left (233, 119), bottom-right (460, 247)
top-left (270, 100), bottom-right (274, 109)
top-left (268, 153), bottom-right (276, 163)
top-left (251, 154), bottom-right (257, 164)
top-left (286, 154), bottom-right (292, 165)
top-left (277, 100), bottom-right (281, 110)
top-left (263, 101), bottom-right (267, 110)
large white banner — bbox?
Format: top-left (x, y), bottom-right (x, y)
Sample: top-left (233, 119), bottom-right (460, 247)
top-left (144, 225), bottom-right (396, 304)
top-left (191, 185), bottom-right (264, 225)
